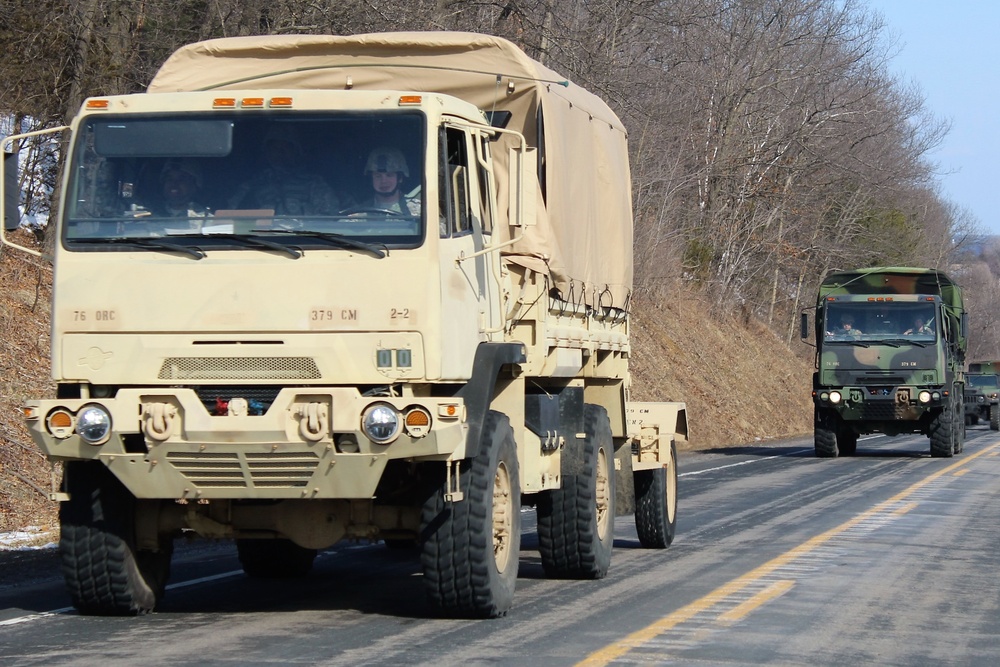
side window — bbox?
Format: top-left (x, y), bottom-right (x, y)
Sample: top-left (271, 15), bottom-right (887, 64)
top-left (476, 134), bottom-right (494, 235)
top-left (438, 127), bottom-right (471, 237)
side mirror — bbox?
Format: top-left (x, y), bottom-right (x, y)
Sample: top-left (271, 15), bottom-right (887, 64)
top-left (800, 312), bottom-right (810, 341)
top-left (3, 150), bottom-right (18, 231)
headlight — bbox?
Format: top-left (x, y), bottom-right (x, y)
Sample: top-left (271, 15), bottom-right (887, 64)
top-left (829, 391), bottom-right (842, 404)
top-left (918, 391), bottom-right (932, 404)
top-left (77, 405), bottom-right (112, 445)
top-left (362, 403), bottom-right (401, 444)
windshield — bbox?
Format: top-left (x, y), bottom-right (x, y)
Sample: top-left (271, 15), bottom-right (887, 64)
top-left (63, 112), bottom-right (426, 250)
top-left (968, 374), bottom-right (1000, 388)
top-left (824, 301), bottom-right (937, 343)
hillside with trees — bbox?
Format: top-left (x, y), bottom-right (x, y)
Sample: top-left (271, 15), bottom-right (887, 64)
top-left (2, 0), bottom-right (1000, 532)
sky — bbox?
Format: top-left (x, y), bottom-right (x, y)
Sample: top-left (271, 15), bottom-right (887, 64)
top-left (866, 0), bottom-right (1000, 236)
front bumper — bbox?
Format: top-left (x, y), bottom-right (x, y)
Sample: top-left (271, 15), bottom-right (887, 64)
top-left (24, 387), bottom-right (468, 500)
top-left (813, 385), bottom-right (945, 423)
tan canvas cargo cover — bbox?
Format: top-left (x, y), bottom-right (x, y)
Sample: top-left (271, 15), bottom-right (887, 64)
top-left (148, 32), bottom-right (633, 308)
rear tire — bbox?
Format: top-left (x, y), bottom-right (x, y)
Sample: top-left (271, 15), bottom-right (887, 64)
top-left (237, 539), bottom-right (317, 578)
top-left (59, 461), bottom-right (172, 615)
top-left (421, 410), bottom-right (521, 618)
top-left (633, 441), bottom-right (677, 549)
top-left (538, 404), bottom-right (616, 579)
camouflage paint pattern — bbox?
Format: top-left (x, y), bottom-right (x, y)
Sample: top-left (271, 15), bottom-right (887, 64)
top-left (812, 267), bottom-right (966, 433)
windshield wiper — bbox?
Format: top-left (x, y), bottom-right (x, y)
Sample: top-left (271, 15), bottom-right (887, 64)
top-left (255, 229), bottom-right (387, 259)
top-left (167, 232), bottom-right (302, 259)
top-left (72, 237), bottom-right (205, 259)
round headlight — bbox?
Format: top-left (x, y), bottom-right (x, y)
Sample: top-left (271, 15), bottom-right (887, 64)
top-left (932, 391), bottom-right (941, 401)
top-left (819, 392), bottom-right (830, 402)
top-left (362, 403), bottom-right (401, 444)
top-left (77, 405), bottom-right (112, 445)
top-left (829, 391), bottom-right (842, 404)
top-left (918, 391), bottom-right (932, 404)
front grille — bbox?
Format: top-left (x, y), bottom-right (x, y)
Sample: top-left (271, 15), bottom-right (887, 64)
top-left (193, 386), bottom-right (282, 414)
top-left (861, 402), bottom-right (909, 420)
top-left (158, 357), bottom-right (320, 380)
top-left (165, 450), bottom-right (319, 488)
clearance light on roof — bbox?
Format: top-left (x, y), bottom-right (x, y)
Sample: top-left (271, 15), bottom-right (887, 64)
top-left (398, 95), bottom-right (422, 106)
top-left (213, 98), bottom-right (237, 109)
top-left (85, 100), bottom-right (110, 110)
top-left (269, 97), bottom-right (293, 107)
top-left (241, 97), bottom-right (265, 108)
top-left (867, 297), bottom-right (894, 302)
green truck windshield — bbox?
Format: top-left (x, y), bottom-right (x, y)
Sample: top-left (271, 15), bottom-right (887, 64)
top-left (824, 301), bottom-right (937, 343)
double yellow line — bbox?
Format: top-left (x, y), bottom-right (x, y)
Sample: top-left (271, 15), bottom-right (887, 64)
top-left (578, 442), bottom-right (1000, 666)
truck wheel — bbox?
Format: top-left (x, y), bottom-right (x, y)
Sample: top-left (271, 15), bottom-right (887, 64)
top-left (633, 441), bottom-right (677, 549)
top-left (991, 406), bottom-right (999, 431)
top-left (237, 539), bottom-right (317, 578)
top-left (929, 405), bottom-right (955, 458)
top-left (421, 410), bottom-right (521, 618)
top-left (837, 430), bottom-right (858, 456)
top-left (814, 410), bottom-right (838, 458)
top-left (537, 404), bottom-right (616, 579)
top-left (953, 404), bottom-right (965, 454)
top-left (59, 461), bottom-right (172, 615)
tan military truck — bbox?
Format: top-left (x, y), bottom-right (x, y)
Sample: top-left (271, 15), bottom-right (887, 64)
top-left (1, 32), bottom-right (687, 618)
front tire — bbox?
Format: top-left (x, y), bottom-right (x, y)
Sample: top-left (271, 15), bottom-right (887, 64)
top-left (929, 403), bottom-right (956, 458)
top-left (421, 410), bottom-right (521, 618)
top-left (837, 430), bottom-right (858, 456)
top-left (634, 440), bottom-right (678, 549)
top-left (537, 404), bottom-right (616, 579)
top-left (59, 461), bottom-right (172, 615)
top-left (814, 409), bottom-right (839, 458)
top-left (990, 406), bottom-right (999, 431)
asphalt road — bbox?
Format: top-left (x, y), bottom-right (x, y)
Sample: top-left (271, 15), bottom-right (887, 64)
top-left (3, 426), bottom-right (1000, 666)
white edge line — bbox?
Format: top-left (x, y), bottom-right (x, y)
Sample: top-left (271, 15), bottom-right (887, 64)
top-left (678, 435), bottom-right (886, 478)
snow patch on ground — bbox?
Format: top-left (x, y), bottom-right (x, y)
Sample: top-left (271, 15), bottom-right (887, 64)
top-left (0, 526), bottom-right (56, 551)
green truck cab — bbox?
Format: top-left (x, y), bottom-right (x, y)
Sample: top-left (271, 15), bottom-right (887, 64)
top-left (803, 267), bottom-right (967, 458)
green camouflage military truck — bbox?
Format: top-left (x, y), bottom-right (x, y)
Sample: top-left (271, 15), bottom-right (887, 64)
top-left (803, 267), bottom-right (967, 457)
top-left (963, 372), bottom-right (1000, 429)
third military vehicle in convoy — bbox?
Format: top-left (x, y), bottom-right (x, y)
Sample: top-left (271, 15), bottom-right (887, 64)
top-left (965, 360), bottom-right (1000, 430)
top-left (963, 372), bottom-right (1000, 429)
top-left (804, 267), bottom-right (967, 457)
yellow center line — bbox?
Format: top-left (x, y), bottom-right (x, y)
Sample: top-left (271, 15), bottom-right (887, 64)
top-left (717, 579), bottom-right (795, 623)
top-left (953, 469), bottom-right (970, 477)
top-left (577, 443), bottom-right (1000, 667)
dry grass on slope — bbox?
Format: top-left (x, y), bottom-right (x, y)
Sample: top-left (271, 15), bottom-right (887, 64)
top-left (0, 232), bottom-right (57, 534)
top-left (628, 285), bottom-right (814, 451)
